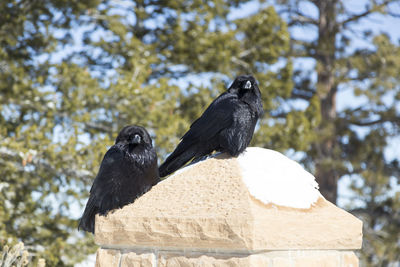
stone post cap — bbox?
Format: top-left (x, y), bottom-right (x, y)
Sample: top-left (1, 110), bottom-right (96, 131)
top-left (94, 147), bottom-right (362, 251)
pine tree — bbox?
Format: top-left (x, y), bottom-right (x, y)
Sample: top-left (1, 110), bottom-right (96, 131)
top-left (1, 0), bottom-right (291, 266)
top-left (2, 0), bottom-right (398, 266)
top-left (0, 0), bottom-right (102, 266)
top-left (269, 0), bottom-right (400, 265)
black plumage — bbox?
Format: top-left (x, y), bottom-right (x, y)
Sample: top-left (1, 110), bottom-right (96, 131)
top-left (159, 75), bottom-right (263, 177)
top-left (78, 125), bottom-right (159, 233)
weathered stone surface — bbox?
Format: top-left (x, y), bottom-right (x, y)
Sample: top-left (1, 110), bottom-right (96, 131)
top-left (120, 252), bottom-right (154, 267)
top-left (113, 250), bottom-right (357, 267)
top-left (95, 249), bottom-right (120, 267)
top-left (158, 252), bottom-right (270, 267)
top-left (95, 156), bottom-right (254, 249)
top-left (293, 253), bottom-right (340, 267)
top-left (272, 257), bottom-right (292, 267)
top-left (95, 152), bottom-right (362, 251)
top-left (250, 197), bottom-right (362, 250)
top-left (342, 252), bottom-right (359, 267)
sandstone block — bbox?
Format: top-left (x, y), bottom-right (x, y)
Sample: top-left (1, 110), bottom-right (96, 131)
top-left (293, 253), bottom-right (340, 267)
top-left (95, 149), bottom-right (362, 251)
top-left (95, 249), bottom-right (120, 267)
top-left (120, 252), bottom-right (154, 267)
top-left (272, 257), bottom-right (292, 267)
top-left (94, 148), bottom-right (362, 267)
top-left (158, 252), bottom-right (270, 267)
top-left (342, 252), bottom-right (359, 267)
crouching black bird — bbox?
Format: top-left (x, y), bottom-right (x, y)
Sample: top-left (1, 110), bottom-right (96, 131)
top-left (159, 75), bottom-right (263, 177)
top-left (78, 125), bottom-right (159, 233)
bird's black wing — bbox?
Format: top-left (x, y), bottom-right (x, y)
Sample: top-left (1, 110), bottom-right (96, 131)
top-left (182, 92), bottom-right (238, 143)
top-left (78, 146), bottom-right (124, 233)
top-left (91, 147), bottom-right (127, 212)
top-left (159, 92), bottom-right (238, 177)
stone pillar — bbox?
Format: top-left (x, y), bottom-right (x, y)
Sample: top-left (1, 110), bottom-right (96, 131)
top-left (94, 148), bottom-right (362, 267)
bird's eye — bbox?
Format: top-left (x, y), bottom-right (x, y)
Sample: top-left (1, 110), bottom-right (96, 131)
top-left (244, 81), bottom-right (252, 89)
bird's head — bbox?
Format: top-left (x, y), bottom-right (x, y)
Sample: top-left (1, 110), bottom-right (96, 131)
top-left (228, 75), bottom-right (260, 97)
top-left (115, 125), bottom-right (153, 150)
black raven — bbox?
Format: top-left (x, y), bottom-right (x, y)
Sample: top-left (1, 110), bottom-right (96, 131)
top-left (78, 125), bottom-right (159, 233)
top-left (159, 75), bottom-right (263, 177)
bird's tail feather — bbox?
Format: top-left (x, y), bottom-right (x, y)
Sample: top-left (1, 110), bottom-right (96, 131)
top-left (78, 198), bottom-right (97, 234)
top-left (159, 146), bottom-right (196, 177)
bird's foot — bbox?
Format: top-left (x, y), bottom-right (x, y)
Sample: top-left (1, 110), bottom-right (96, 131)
top-left (190, 155), bottom-right (210, 165)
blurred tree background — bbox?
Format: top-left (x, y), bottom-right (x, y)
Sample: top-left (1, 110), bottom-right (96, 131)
top-left (0, 0), bottom-right (399, 266)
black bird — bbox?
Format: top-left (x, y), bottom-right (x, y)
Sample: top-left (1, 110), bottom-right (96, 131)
top-left (159, 75), bottom-right (263, 177)
top-left (78, 125), bottom-right (159, 233)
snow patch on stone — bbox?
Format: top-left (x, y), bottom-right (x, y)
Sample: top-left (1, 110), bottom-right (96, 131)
top-left (238, 147), bottom-right (320, 209)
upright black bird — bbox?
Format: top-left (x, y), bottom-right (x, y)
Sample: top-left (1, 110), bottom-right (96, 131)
top-left (159, 75), bottom-right (263, 177)
top-left (78, 125), bottom-right (159, 233)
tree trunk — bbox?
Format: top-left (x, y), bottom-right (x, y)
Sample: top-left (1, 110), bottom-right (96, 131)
top-left (314, 0), bottom-right (339, 203)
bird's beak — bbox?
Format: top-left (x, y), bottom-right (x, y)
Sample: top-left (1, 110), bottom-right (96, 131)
top-left (131, 134), bottom-right (141, 145)
top-left (244, 81), bottom-right (252, 89)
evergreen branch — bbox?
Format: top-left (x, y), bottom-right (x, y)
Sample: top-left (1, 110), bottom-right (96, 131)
top-left (290, 39), bottom-right (317, 58)
top-left (0, 147), bottom-right (18, 158)
top-left (0, 146), bottom-right (93, 180)
top-left (34, 157), bottom-right (93, 181)
top-left (290, 48), bottom-right (311, 58)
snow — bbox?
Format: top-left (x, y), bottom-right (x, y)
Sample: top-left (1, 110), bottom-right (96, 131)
top-left (237, 147), bottom-right (321, 209)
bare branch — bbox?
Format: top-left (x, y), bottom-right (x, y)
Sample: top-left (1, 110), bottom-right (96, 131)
top-left (340, 0), bottom-right (392, 27)
top-left (288, 17), bottom-right (317, 26)
top-left (231, 57), bottom-right (251, 69)
top-left (270, 111), bottom-right (288, 119)
top-left (388, 11), bottom-right (400, 18)
top-left (238, 48), bottom-right (256, 58)
top-left (350, 119), bottom-right (385, 126)
top-left (291, 91), bottom-right (314, 100)
top-left (84, 122), bottom-right (112, 133)
top-left (347, 116), bottom-right (400, 127)
top-left (279, 8), bottom-right (318, 26)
